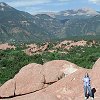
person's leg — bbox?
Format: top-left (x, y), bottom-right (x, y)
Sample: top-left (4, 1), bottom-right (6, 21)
top-left (87, 85), bottom-right (94, 100)
top-left (84, 86), bottom-right (87, 97)
top-left (87, 85), bottom-right (92, 97)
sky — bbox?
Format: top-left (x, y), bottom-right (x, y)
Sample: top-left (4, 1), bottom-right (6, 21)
top-left (0, 0), bottom-right (100, 14)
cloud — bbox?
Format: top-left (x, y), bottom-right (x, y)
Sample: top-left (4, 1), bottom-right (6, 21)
top-left (2, 0), bottom-right (99, 14)
top-left (58, 0), bottom-right (71, 1)
top-left (89, 0), bottom-right (100, 4)
top-left (6, 0), bottom-right (51, 8)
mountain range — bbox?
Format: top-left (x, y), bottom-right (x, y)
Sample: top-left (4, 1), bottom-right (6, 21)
top-left (0, 2), bottom-right (100, 43)
top-left (43, 8), bottom-right (100, 20)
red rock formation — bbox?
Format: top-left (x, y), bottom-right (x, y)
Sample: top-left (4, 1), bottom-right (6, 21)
top-left (91, 58), bottom-right (100, 97)
top-left (14, 63), bottom-right (44, 96)
top-left (0, 79), bottom-right (15, 97)
top-left (0, 43), bottom-right (16, 50)
top-left (25, 43), bottom-right (48, 55)
top-left (0, 58), bottom-right (100, 100)
top-left (43, 60), bottom-right (79, 83)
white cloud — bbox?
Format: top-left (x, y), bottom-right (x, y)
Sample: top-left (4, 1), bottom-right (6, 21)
top-left (58, 0), bottom-right (70, 1)
top-left (58, 0), bottom-right (73, 2)
top-left (89, 0), bottom-right (100, 4)
top-left (6, 0), bottom-right (51, 8)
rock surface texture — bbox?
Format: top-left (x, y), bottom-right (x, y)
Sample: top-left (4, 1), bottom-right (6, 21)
top-left (0, 59), bottom-right (100, 100)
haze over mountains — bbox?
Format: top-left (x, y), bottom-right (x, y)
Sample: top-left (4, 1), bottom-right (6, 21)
top-left (0, 2), bottom-right (100, 43)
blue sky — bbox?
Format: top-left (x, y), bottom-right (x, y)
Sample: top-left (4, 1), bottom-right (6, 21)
top-left (0, 0), bottom-right (100, 14)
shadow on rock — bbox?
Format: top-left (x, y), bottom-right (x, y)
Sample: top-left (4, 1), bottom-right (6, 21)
top-left (87, 88), bottom-right (96, 99)
top-left (92, 88), bottom-right (96, 98)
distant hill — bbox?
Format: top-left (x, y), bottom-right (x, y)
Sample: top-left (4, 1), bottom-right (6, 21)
top-left (59, 15), bottom-right (100, 38)
top-left (0, 2), bottom-right (51, 43)
top-left (0, 2), bottom-right (100, 43)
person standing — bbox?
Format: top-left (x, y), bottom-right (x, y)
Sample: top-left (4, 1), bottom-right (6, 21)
top-left (83, 73), bottom-right (94, 100)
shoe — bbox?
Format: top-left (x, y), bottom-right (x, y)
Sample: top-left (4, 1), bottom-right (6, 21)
top-left (84, 97), bottom-right (87, 100)
top-left (90, 97), bottom-right (94, 100)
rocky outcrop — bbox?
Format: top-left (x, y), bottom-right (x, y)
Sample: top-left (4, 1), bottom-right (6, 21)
top-left (20, 92), bottom-right (59, 100)
top-left (0, 79), bottom-right (15, 98)
top-left (25, 43), bottom-right (49, 55)
top-left (55, 40), bottom-right (87, 50)
top-left (14, 63), bottom-right (44, 95)
top-left (43, 60), bottom-right (78, 83)
top-left (91, 58), bottom-right (100, 97)
top-left (0, 60), bottom-right (79, 98)
top-left (0, 63), bottom-right (44, 97)
top-left (0, 43), bottom-right (15, 50)
top-left (44, 68), bottom-right (89, 100)
top-left (0, 58), bottom-right (100, 100)
top-left (0, 91), bottom-right (59, 100)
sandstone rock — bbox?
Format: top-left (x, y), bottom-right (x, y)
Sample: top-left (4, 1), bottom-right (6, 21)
top-left (45, 68), bottom-right (89, 100)
top-left (39, 43), bottom-right (48, 51)
top-left (0, 92), bottom-right (59, 100)
top-left (31, 92), bottom-right (59, 100)
top-left (14, 63), bottom-right (44, 95)
top-left (92, 58), bottom-right (100, 70)
top-left (55, 40), bottom-right (87, 50)
top-left (91, 58), bottom-right (100, 96)
top-left (0, 79), bottom-right (15, 97)
top-left (25, 43), bottom-right (48, 55)
top-left (0, 43), bottom-right (15, 50)
top-left (43, 60), bottom-right (78, 83)
top-left (1, 59), bottom-right (100, 100)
